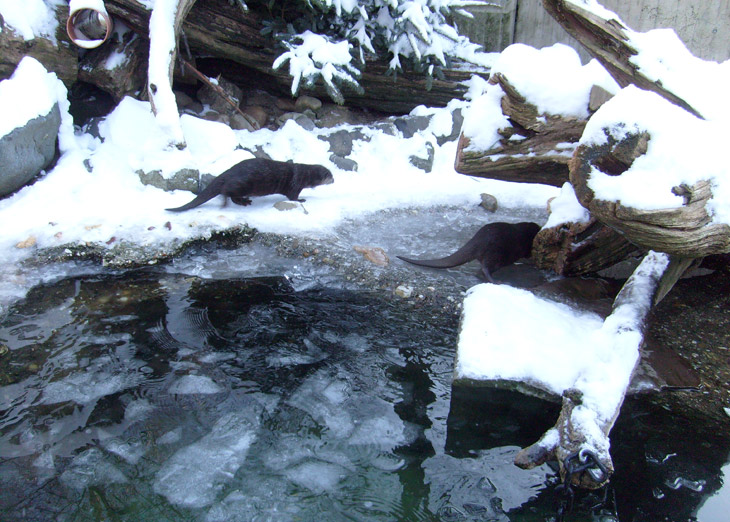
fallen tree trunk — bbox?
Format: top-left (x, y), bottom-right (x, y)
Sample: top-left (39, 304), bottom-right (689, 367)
top-left (541, 0), bottom-right (704, 119)
top-left (570, 127), bottom-right (730, 257)
top-left (515, 252), bottom-right (695, 488)
top-left (454, 73), bottom-right (590, 186)
top-left (0, 2), bottom-right (77, 85)
top-left (532, 217), bottom-right (641, 276)
top-left (104, 0), bottom-right (483, 113)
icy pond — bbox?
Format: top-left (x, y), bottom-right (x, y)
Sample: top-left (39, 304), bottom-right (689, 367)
top-left (1, 208), bottom-right (729, 521)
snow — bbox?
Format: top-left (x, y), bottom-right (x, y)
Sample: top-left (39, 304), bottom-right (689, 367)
top-left (0, 0), bottom-right (61, 41)
top-left (491, 44), bottom-right (619, 119)
top-left (0, 56), bottom-right (61, 139)
top-left (544, 182), bottom-right (590, 228)
top-left (147, 0), bottom-right (185, 146)
top-left (461, 43), bottom-right (619, 152)
top-left (2, 0), bottom-right (729, 485)
top-left (581, 85), bottom-right (730, 224)
top-left (456, 251), bottom-right (670, 455)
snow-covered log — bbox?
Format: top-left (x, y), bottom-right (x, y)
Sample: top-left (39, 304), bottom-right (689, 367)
top-left (454, 73), bottom-right (588, 186)
top-left (512, 252), bottom-right (694, 489)
top-left (147, 0), bottom-right (197, 149)
top-left (78, 25), bottom-right (148, 101)
top-left (570, 86), bottom-right (730, 258)
top-left (0, 1), bottom-right (77, 86)
top-left (104, 0), bottom-right (483, 113)
top-left (541, 0), bottom-right (705, 119)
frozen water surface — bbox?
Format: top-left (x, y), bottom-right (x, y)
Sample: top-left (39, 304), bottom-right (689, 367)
top-left (0, 260), bottom-right (728, 520)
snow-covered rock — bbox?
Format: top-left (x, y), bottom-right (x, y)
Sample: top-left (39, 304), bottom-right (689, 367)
top-left (0, 57), bottom-right (64, 197)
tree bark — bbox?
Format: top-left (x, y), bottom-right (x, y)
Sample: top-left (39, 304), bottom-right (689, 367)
top-left (532, 217), bottom-right (641, 276)
top-left (104, 0), bottom-right (483, 113)
top-left (0, 3), bottom-right (77, 85)
top-left (454, 73), bottom-right (586, 187)
top-left (570, 131), bottom-right (730, 257)
top-left (541, 0), bottom-right (703, 119)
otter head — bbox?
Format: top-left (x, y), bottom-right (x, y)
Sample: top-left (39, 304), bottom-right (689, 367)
top-left (310, 165), bottom-right (335, 187)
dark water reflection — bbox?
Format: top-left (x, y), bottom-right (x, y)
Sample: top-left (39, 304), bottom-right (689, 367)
top-left (0, 271), bottom-right (727, 521)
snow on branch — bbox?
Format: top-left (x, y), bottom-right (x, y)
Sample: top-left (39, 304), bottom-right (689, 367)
top-left (273, 31), bottom-right (362, 105)
top-left (271, 1), bottom-right (491, 103)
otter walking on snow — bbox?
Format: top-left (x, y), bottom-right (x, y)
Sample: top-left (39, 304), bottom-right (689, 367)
top-left (166, 158), bottom-right (334, 212)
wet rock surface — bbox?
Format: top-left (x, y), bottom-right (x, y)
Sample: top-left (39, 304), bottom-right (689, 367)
top-left (645, 269), bottom-right (730, 426)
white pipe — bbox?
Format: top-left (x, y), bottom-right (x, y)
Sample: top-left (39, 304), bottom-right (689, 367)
top-left (66, 0), bottom-right (113, 49)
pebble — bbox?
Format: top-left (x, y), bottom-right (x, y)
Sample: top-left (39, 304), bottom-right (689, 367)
top-left (395, 285), bottom-right (413, 298)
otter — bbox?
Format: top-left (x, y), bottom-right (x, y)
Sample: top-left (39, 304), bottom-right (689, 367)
top-left (397, 222), bottom-right (540, 283)
top-left (166, 158), bottom-right (334, 212)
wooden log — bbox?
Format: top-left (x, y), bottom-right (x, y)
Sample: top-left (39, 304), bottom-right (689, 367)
top-left (0, 3), bottom-right (77, 85)
top-left (541, 0), bottom-right (703, 119)
top-left (104, 0), bottom-right (483, 113)
top-left (532, 217), bottom-right (641, 276)
top-left (570, 130), bottom-right (730, 257)
top-left (454, 73), bottom-right (586, 186)
top-left (78, 29), bottom-right (148, 101)
top-left (515, 252), bottom-right (695, 489)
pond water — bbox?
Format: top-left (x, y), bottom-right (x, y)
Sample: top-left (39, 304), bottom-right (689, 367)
top-left (1, 270), bottom-right (728, 521)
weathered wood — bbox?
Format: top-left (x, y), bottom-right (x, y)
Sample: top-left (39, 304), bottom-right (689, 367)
top-left (541, 0), bottom-right (704, 119)
top-left (78, 30), bottom-right (148, 101)
top-left (0, 3), bottom-right (77, 85)
top-left (515, 252), bottom-right (694, 489)
top-left (570, 130), bottom-right (730, 257)
top-left (104, 0), bottom-right (483, 113)
top-left (454, 73), bottom-right (585, 186)
top-left (532, 217), bottom-right (641, 276)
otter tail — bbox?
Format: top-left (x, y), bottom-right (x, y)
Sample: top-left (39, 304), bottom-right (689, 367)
top-left (166, 178), bottom-right (222, 212)
top-left (396, 242), bottom-right (477, 269)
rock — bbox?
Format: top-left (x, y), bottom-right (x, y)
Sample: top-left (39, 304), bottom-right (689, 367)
top-left (395, 285), bottom-right (414, 298)
top-left (137, 168), bottom-right (201, 193)
top-left (274, 201), bottom-right (300, 211)
top-left (393, 114), bottom-right (432, 138)
top-left (197, 76), bottom-right (242, 115)
top-left (480, 193), bottom-right (499, 213)
top-left (353, 246), bottom-right (389, 267)
top-left (295, 95), bottom-right (322, 112)
top-left (16, 236), bottom-right (37, 249)
top-left (316, 105), bottom-right (357, 128)
top-left (275, 97), bottom-right (297, 111)
top-left (409, 142), bottom-right (435, 172)
top-left (329, 155), bottom-right (358, 172)
top-left (230, 113), bottom-right (256, 131)
top-left (372, 121), bottom-right (399, 136)
top-left (319, 129), bottom-right (362, 157)
top-left (0, 102), bottom-right (61, 197)
top-left (243, 105), bottom-right (268, 128)
top-left (175, 90), bottom-right (195, 108)
top-left (436, 108), bottom-right (464, 145)
top-left (277, 112), bottom-right (315, 131)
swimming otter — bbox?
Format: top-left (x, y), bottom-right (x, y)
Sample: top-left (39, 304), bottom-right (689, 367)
top-left (397, 222), bottom-right (540, 283)
top-left (166, 158), bottom-right (334, 212)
